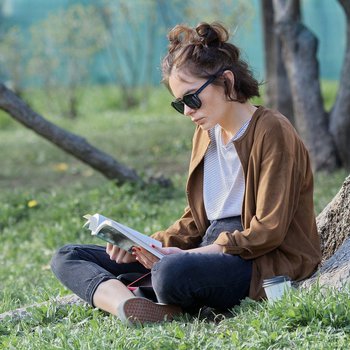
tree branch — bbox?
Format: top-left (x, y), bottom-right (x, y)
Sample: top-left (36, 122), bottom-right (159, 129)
top-left (0, 83), bottom-right (141, 185)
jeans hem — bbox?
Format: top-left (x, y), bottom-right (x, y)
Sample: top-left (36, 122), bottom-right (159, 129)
top-left (86, 274), bottom-right (118, 307)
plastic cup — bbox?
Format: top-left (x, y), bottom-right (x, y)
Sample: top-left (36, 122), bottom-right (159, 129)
top-left (262, 276), bottom-right (292, 302)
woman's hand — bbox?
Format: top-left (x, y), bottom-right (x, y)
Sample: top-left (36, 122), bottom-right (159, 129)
top-left (106, 243), bottom-right (137, 264)
top-left (133, 246), bottom-right (183, 269)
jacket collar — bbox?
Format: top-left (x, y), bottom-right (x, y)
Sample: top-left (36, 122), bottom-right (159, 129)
top-left (188, 128), bottom-right (210, 177)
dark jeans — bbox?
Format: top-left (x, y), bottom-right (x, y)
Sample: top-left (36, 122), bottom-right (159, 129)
top-left (51, 216), bottom-right (252, 311)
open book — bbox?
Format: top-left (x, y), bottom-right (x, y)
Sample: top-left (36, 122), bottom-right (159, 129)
top-left (83, 213), bottom-right (164, 259)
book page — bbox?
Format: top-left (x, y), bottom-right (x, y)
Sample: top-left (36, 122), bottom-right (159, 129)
top-left (97, 225), bottom-right (137, 252)
top-left (111, 220), bottom-right (162, 248)
top-left (104, 219), bottom-right (163, 258)
top-left (84, 213), bottom-right (164, 259)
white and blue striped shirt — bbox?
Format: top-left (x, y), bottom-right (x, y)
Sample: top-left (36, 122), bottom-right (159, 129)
top-left (203, 119), bottom-right (251, 221)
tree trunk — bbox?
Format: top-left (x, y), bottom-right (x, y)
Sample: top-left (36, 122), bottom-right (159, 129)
top-left (273, 0), bottom-right (339, 172)
top-left (302, 205), bottom-right (350, 291)
top-left (329, 0), bottom-right (350, 170)
top-left (0, 83), bottom-right (141, 185)
top-left (316, 175), bottom-right (350, 262)
top-left (300, 237), bottom-right (350, 290)
top-left (299, 174), bottom-right (350, 289)
top-left (260, 0), bottom-right (295, 123)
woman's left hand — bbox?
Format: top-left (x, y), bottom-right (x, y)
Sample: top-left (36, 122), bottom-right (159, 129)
top-left (132, 246), bottom-right (183, 269)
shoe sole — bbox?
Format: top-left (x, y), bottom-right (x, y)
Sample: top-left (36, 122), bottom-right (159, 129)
top-left (118, 297), bottom-right (182, 325)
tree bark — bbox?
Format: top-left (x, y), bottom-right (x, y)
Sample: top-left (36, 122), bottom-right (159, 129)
top-left (273, 0), bottom-right (339, 172)
top-left (300, 237), bottom-right (350, 290)
top-left (316, 175), bottom-right (350, 262)
top-left (299, 174), bottom-right (350, 289)
top-left (329, 0), bottom-right (350, 170)
top-left (260, 0), bottom-right (295, 123)
top-left (0, 83), bottom-right (141, 185)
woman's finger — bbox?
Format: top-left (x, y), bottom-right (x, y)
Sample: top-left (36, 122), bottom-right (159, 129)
top-left (110, 245), bottom-right (121, 260)
top-left (116, 249), bottom-right (127, 264)
top-left (134, 247), bottom-right (159, 269)
top-left (106, 243), bottom-right (113, 255)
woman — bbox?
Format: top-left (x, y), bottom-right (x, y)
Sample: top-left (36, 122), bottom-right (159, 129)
top-left (51, 22), bottom-right (321, 325)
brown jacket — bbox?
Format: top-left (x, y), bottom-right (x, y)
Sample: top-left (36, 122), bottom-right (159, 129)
top-left (152, 106), bottom-right (322, 300)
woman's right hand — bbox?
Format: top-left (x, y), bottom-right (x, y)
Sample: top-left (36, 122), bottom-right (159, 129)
top-left (106, 243), bottom-right (137, 264)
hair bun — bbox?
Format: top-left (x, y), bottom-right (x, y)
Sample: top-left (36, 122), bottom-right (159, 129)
top-left (195, 22), bottom-right (229, 48)
top-left (167, 25), bottom-right (192, 53)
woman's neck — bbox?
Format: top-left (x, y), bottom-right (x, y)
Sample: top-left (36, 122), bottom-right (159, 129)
top-left (219, 102), bottom-right (257, 143)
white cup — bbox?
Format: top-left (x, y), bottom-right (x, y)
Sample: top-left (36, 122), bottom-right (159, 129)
top-left (262, 276), bottom-right (292, 302)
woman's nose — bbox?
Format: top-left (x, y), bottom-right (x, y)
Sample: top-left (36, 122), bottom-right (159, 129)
top-left (184, 104), bottom-right (195, 116)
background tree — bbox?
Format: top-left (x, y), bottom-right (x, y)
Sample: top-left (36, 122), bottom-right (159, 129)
top-left (260, 0), bottom-right (294, 123)
top-left (329, 0), bottom-right (350, 170)
top-left (95, 0), bottom-right (252, 109)
top-left (95, 0), bottom-right (158, 109)
top-left (0, 26), bottom-right (27, 95)
top-left (28, 4), bottom-right (105, 118)
top-left (183, 0), bottom-right (253, 26)
top-left (271, 0), bottom-right (350, 171)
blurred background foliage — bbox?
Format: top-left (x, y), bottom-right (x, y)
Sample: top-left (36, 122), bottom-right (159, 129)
top-left (0, 0), bottom-right (347, 191)
top-left (0, 0), bottom-right (345, 117)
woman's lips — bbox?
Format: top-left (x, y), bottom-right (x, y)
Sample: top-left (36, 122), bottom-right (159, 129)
top-left (192, 117), bottom-right (205, 124)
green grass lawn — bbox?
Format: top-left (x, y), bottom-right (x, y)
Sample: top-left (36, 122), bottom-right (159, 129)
top-left (0, 84), bottom-right (349, 349)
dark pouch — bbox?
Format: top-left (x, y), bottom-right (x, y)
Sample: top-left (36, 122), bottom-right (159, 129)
top-left (116, 272), bottom-right (157, 302)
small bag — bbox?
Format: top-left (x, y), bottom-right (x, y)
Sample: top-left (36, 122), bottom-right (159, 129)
top-left (116, 272), bottom-right (157, 302)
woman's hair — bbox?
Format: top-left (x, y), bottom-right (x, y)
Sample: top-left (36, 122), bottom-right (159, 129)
top-left (162, 22), bottom-right (260, 103)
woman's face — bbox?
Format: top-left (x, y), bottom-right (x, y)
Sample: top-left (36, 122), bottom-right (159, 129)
top-left (168, 69), bottom-right (231, 130)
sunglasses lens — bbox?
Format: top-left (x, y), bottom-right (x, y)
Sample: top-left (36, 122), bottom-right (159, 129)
top-left (183, 95), bottom-right (201, 109)
top-left (171, 101), bottom-right (184, 114)
top-left (171, 94), bottom-right (202, 114)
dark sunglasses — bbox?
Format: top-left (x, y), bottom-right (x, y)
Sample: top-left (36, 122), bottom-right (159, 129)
top-left (171, 74), bottom-right (218, 114)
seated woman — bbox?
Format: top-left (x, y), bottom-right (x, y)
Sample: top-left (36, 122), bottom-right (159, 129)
top-left (51, 22), bottom-right (321, 325)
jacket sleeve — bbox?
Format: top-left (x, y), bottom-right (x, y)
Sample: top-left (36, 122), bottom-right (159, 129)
top-left (214, 125), bottom-right (306, 259)
top-left (151, 205), bottom-right (204, 249)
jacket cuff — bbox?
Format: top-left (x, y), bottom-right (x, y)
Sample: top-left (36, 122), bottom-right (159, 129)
top-left (214, 231), bottom-right (244, 255)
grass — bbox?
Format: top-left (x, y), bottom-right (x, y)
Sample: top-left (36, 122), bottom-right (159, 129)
top-left (0, 83), bottom-right (349, 349)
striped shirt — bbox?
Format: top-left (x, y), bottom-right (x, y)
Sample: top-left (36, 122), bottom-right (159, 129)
top-left (203, 119), bottom-right (251, 220)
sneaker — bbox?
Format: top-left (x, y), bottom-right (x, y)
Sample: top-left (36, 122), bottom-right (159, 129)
top-left (117, 297), bottom-right (182, 325)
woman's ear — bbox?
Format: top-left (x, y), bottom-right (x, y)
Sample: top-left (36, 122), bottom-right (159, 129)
top-left (222, 70), bottom-right (236, 99)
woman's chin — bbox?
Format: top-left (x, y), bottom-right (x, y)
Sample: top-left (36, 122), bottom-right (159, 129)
top-left (198, 122), bottom-right (214, 131)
